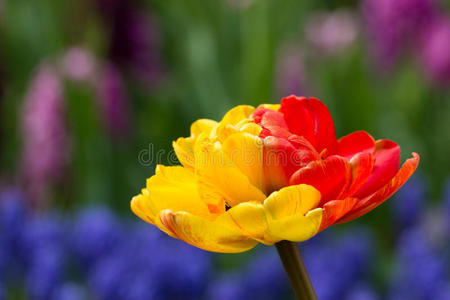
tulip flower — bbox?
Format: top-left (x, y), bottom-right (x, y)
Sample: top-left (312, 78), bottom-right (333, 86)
top-left (131, 95), bottom-right (419, 299)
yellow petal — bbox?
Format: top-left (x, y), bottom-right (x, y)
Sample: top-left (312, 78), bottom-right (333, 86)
top-left (210, 105), bottom-right (255, 141)
top-left (172, 137), bottom-right (195, 168)
top-left (216, 202), bottom-right (270, 243)
top-left (194, 138), bottom-right (266, 207)
top-left (220, 105), bottom-right (255, 126)
top-left (267, 208), bottom-right (323, 242)
top-left (264, 185), bottom-right (321, 220)
top-left (222, 132), bottom-right (265, 193)
top-left (158, 210), bottom-right (258, 253)
top-left (258, 104), bottom-right (280, 111)
top-left (146, 165), bottom-right (211, 218)
top-left (130, 193), bottom-right (156, 224)
top-left (239, 122), bottom-right (262, 136)
top-left (191, 119), bottom-right (218, 137)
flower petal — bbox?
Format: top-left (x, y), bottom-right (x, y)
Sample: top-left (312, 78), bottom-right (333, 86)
top-left (146, 165), bottom-right (211, 218)
top-left (254, 109), bottom-right (291, 139)
top-left (319, 197), bottom-right (358, 231)
top-left (220, 105), bottom-right (255, 126)
top-left (191, 119), bottom-right (218, 137)
top-left (158, 210), bottom-right (258, 253)
top-left (337, 131), bottom-right (375, 159)
top-left (354, 140), bottom-right (400, 198)
top-left (289, 155), bottom-right (352, 204)
top-left (280, 96), bottom-right (337, 154)
top-left (173, 137), bottom-right (195, 168)
top-left (267, 208), bottom-right (323, 242)
top-left (216, 202), bottom-right (270, 243)
top-left (338, 153), bottom-right (420, 223)
top-left (264, 184), bottom-right (321, 220)
top-left (345, 152), bottom-right (375, 197)
top-left (222, 132), bottom-right (265, 192)
top-left (194, 137), bottom-right (266, 207)
top-left (130, 193), bottom-right (156, 225)
top-left (256, 103), bottom-right (281, 111)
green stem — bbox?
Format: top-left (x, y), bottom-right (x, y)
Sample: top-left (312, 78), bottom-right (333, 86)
top-left (275, 240), bottom-right (317, 300)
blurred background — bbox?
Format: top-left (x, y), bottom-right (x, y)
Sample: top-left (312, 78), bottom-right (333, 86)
top-left (1, 0), bottom-right (450, 299)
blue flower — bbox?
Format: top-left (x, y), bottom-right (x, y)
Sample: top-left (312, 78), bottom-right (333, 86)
top-left (71, 206), bottom-right (124, 269)
top-left (26, 246), bottom-right (65, 300)
top-left (345, 283), bottom-right (379, 300)
top-left (244, 248), bottom-right (290, 300)
top-left (0, 282), bottom-right (4, 300)
top-left (19, 212), bottom-right (65, 267)
top-left (205, 274), bottom-right (248, 300)
top-left (391, 175), bottom-right (426, 228)
top-left (0, 188), bottom-right (27, 282)
top-left (390, 227), bottom-right (447, 300)
top-left (51, 282), bottom-right (87, 300)
top-left (88, 222), bottom-right (212, 300)
top-left (302, 227), bottom-right (374, 300)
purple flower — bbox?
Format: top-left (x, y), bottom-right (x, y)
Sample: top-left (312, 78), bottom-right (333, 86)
top-left (362, 0), bottom-right (436, 68)
top-left (305, 10), bottom-right (358, 57)
top-left (96, 64), bottom-right (130, 141)
top-left (275, 44), bottom-right (309, 98)
top-left (420, 17), bottom-right (450, 86)
top-left (60, 47), bottom-right (97, 83)
top-left (20, 65), bottom-right (70, 207)
top-left (94, 0), bottom-right (162, 84)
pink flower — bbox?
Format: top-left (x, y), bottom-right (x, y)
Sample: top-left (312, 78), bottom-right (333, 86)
top-left (21, 65), bottom-right (70, 207)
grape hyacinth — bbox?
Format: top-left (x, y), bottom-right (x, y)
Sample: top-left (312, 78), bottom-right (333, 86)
top-left (390, 175), bottom-right (426, 229)
top-left (389, 227), bottom-right (448, 300)
top-left (1, 175), bottom-right (449, 299)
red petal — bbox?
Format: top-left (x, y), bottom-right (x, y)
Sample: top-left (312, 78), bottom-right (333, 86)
top-left (354, 140), bottom-right (400, 198)
top-left (346, 152), bottom-right (375, 197)
top-left (262, 136), bottom-right (300, 193)
top-left (319, 197), bottom-right (358, 231)
top-left (259, 110), bottom-right (291, 139)
top-left (252, 108), bottom-right (272, 124)
top-left (289, 155), bottom-right (352, 205)
top-left (338, 153), bottom-right (420, 223)
top-left (337, 131), bottom-right (375, 159)
top-left (279, 96), bottom-right (338, 154)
